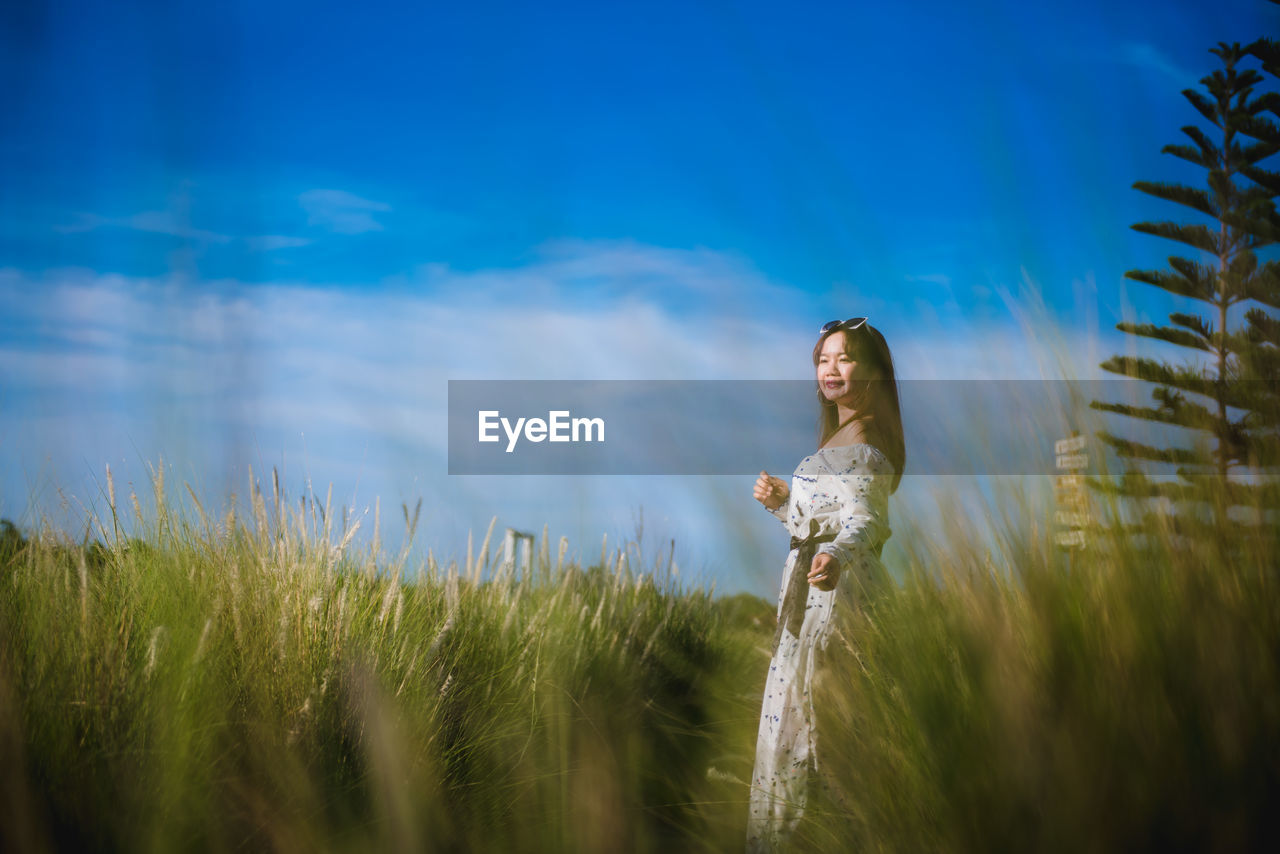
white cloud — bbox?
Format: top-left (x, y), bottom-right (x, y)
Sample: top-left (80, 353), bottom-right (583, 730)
top-left (299, 189), bottom-right (391, 234)
top-left (0, 244), bottom-right (1113, 414)
top-left (0, 245), bottom-right (1131, 597)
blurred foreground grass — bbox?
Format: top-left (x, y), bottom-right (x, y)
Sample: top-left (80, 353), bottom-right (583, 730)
top-left (1, 466), bottom-right (1277, 853)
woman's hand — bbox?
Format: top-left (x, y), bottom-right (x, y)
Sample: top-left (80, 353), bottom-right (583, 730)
top-left (754, 470), bottom-right (790, 511)
top-left (808, 553), bottom-right (840, 591)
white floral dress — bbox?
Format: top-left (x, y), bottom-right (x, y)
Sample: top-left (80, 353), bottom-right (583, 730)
top-left (746, 443), bottom-right (895, 852)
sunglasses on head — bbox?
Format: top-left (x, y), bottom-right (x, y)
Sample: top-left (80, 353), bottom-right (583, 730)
top-left (819, 317), bottom-right (868, 336)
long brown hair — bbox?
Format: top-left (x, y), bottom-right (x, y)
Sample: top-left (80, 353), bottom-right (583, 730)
top-left (811, 324), bottom-right (905, 493)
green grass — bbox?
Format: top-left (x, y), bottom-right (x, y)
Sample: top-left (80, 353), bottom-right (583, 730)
top-left (805, 497), bottom-right (1280, 853)
top-left (2, 460), bottom-right (1278, 853)
top-left (0, 468), bottom-right (771, 853)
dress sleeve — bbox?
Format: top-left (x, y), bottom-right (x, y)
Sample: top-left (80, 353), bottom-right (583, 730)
top-left (813, 455), bottom-right (892, 580)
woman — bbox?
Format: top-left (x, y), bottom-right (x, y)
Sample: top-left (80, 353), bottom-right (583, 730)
top-left (745, 316), bottom-right (905, 852)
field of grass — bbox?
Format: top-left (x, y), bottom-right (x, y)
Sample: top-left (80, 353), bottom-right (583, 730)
top-left (2, 462), bottom-right (1278, 853)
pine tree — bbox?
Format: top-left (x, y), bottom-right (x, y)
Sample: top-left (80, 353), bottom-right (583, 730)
top-left (1235, 35), bottom-right (1280, 485)
top-left (1091, 41), bottom-right (1280, 538)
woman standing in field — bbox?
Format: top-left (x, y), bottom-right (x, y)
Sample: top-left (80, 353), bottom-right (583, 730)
top-left (746, 317), bottom-right (905, 852)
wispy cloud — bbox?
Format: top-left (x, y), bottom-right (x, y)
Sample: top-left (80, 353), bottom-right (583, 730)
top-left (53, 209), bottom-right (234, 243)
top-left (124, 210), bottom-right (234, 243)
top-left (52, 213), bottom-right (107, 234)
top-left (299, 189), bottom-right (391, 234)
top-left (1119, 43), bottom-right (1203, 88)
top-left (53, 210), bottom-right (310, 252)
top-left (244, 235), bottom-right (313, 251)
top-left (904, 273), bottom-right (952, 287)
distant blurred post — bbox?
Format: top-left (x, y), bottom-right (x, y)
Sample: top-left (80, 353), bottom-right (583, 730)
top-left (500, 527), bottom-right (535, 582)
top-left (1054, 433), bottom-right (1090, 554)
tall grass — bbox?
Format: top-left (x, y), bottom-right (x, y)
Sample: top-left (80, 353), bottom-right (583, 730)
top-left (804, 481), bottom-right (1279, 853)
top-left (0, 467), bottom-right (771, 853)
top-left (3, 461), bottom-right (1278, 852)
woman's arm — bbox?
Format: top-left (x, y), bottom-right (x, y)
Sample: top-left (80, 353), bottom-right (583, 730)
top-left (812, 465), bottom-right (892, 585)
top-left (754, 470), bottom-right (791, 529)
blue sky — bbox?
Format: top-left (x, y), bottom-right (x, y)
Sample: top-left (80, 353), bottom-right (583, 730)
top-left (1, 0), bottom-right (1276, 596)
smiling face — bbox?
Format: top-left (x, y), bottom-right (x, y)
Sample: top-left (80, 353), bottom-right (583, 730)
top-left (816, 330), bottom-right (877, 405)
